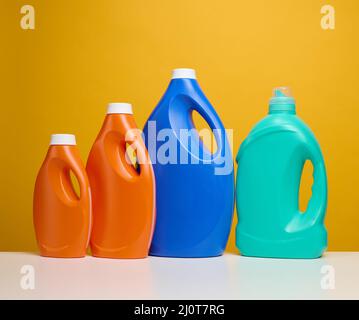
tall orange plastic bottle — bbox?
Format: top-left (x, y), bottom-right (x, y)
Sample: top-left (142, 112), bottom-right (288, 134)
top-left (87, 103), bottom-right (155, 259)
top-left (33, 134), bottom-right (92, 258)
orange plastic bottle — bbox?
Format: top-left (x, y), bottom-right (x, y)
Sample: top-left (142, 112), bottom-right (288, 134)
top-left (87, 103), bottom-right (155, 259)
top-left (33, 134), bottom-right (92, 258)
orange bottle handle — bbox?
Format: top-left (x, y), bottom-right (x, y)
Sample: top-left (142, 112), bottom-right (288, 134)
top-left (62, 148), bottom-right (91, 247)
top-left (124, 128), bottom-right (152, 178)
top-left (63, 150), bottom-right (88, 202)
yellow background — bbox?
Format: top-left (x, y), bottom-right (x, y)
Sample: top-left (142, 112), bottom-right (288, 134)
top-left (1, 0), bottom-right (359, 252)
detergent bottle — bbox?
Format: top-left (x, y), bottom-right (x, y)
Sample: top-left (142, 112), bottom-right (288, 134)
top-left (236, 87), bottom-right (328, 259)
top-left (87, 103), bottom-right (155, 259)
top-left (143, 69), bottom-right (234, 258)
top-left (33, 134), bottom-right (92, 258)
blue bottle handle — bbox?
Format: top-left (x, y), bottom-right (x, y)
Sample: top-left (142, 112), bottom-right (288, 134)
top-left (190, 96), bottom-right (225, 157)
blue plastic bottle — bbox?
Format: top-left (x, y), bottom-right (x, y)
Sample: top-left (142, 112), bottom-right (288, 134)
top-left (236, 87), bottom-right (327, 259)
top-left (143, 68), bottom-right (235, 258)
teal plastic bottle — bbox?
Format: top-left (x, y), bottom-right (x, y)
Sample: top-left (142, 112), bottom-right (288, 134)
top-left (236, 87), bottom-right (328, 259)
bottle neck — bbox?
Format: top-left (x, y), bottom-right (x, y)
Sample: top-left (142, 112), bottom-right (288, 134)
top-left (269, 104), bottom-right (296, 115)
top-left (168, 78), bottom-right (200, 94)
top-left (102, 113), bottom-right (135, 134)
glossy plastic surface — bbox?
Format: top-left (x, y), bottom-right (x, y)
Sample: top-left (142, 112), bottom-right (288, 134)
top-left (87, 114), bottom-right (155, 259)
top-left (143, 77), bottom-right (235, 258)
top-left (236, 107), bottom-right (328, 259)
top-left (33, 145), bottom-right (91, 258)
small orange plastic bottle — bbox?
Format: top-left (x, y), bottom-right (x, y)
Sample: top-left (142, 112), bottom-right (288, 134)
top-left (33, 134), bottom-right (92, 258)
top-left (87, 103), bottom-right (155, 259)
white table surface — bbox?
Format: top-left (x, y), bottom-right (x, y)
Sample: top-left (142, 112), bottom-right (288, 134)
top-left (0, 252), bottom-right (358, 300)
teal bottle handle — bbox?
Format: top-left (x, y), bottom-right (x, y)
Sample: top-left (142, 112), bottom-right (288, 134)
top-left (286, 142), bottom-right (327, 233)
top-left (302, 148), bottom-right (328, 225)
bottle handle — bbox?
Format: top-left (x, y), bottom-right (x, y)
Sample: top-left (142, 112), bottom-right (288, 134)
top-left (64, 154), bottom-right (88, 202)
top-left (191, 100), bottom-right (225, 157)
top-left (124, 128), bottom-right (152, 177)
top-left (302, 148), bottom-right (328, 225)
top-left (288, 144), bottom-right (327, 232)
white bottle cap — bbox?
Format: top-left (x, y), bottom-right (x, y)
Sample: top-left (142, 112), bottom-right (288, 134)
top-left (50, 134), bottom-right (76, 145)
top-left (172, 68), bottom-right (196, 79)
top-left (107, 103), bottom-right (133, 114)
